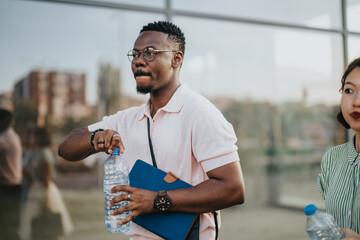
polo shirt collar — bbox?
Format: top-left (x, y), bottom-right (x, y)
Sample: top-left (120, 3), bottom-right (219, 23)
top-left (162, 83), bottom-right (187, 113)
top-left (136, 83), bottom-right (188, 121)
top-left (137, 101), bottom-right (151, 121)
top-left (348, 135), bottom-right (360, 166)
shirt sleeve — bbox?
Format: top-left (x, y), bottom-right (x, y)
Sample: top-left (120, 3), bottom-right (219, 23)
top-left (317, 150), bottom-right (331, 200)
top-left (191, 100), bottom-right (239, 173)
top-left (88, 112), bottom-right (122, 132)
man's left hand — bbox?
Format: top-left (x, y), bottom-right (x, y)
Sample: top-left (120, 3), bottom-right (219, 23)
top-left (108, 185), bottom-right (157, 225)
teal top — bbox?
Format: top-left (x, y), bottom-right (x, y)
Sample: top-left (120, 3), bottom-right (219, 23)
top-left (318, 137), bottom-right (360, 233)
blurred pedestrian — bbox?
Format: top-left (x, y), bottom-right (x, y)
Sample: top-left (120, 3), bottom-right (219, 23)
top-left (0, 108), bottom-right (23, 240)
top-left (21, 125), bottom-right (37, 205)
top-left (318, 57), bottom-right (360, 233)
top-left (20, 127), bottom-right (73, 240)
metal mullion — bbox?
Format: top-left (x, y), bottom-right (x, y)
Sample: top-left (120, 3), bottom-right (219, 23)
top-left (172, 9), bottom-right (344, 35)
top-left (25, 0), bottom-right (167, 14)
top-left (165, 0), bottom-right (173, 22)
top-left (27, 0), bottom-right (352, 36)
top-left (341, 0), bottom-right (349, 68)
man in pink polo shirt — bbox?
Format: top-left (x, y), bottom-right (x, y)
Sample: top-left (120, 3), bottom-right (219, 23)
top-left (58, 21), bottom-right (245, 239)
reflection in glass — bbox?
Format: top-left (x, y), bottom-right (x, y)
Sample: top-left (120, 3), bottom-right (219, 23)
top-left (173, 0), bottom-right (341, 30)
top-left (347, 0), bottom-right (360, 32)
top-left (175, 17), bottom-right (342, 105)
top-left (348, 35), bottom-right (360, 60)
top-left (0, 0), bottom-right (165, 105)
top-left (175, 16), bottom-right (342, 211)
top-left (0, 0), bottom-right (352, 239)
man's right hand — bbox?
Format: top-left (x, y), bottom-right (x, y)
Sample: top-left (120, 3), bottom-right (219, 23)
top-left (58, 127), bottom-right (124, 161)
top-left (92, 129), bottom-right (124, 154)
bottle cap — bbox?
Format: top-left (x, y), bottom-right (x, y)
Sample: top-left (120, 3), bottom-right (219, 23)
top-left (304, 204), bottom-right (317, 216)
top-left (111, 148), bottom-right (120, 155)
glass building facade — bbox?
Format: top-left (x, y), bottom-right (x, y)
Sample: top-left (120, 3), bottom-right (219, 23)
top-left (1, 0), bottom-right (360, 239)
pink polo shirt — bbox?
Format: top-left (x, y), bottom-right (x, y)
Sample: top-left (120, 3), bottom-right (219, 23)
top-left (89, 83), bottom-right (239, 240)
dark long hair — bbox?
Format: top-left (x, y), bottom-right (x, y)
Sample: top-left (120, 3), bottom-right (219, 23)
top-left (337, 57), bottom-right (360, 129)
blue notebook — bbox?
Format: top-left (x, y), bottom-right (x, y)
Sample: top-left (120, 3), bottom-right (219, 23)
top-left (129, 159), bottom-right (198, 240)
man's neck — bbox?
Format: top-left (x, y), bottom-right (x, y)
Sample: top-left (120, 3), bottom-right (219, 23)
top-left (149, 82), bottom-right (181, 117)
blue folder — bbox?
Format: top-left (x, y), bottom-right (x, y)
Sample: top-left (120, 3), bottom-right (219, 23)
top-left (129, 159), bottom-right (198, 240)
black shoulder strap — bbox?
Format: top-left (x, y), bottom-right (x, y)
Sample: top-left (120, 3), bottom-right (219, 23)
top-left (146, 117), bottom-right (218, 239)
top-left (147, 117), bottom-right (157, 168)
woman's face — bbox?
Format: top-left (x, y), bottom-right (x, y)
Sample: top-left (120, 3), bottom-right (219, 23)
top-left (341, 67), bottom-right (360, 132)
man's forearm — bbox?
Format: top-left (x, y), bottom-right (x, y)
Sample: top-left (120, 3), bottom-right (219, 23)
top-left (168, 161), bottom-right (245, 213)
top-left (58, 127), bottom-right (97, 161)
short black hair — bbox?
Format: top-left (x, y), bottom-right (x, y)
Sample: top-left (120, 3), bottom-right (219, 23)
top-left (0, 109), bottom-right (12, 133)
top-left (140, 21), bottom-right (186, 56)
top-left (337, 57), bottom-right (360, 129)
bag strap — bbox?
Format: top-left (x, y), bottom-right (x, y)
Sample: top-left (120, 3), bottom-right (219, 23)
top-left (147, 117), bottom-right (157, 168)
top-left (146, 117), bottom-right (219, 240)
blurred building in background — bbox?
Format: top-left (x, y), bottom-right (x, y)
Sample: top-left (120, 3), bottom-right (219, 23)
top-left (13, 70), bottom-right (91, 126)
top-left (0, 91), bottom-right (13, 111)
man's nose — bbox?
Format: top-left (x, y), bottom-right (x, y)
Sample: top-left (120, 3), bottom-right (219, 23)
top-left (133, 53), bottom-right (146, 67)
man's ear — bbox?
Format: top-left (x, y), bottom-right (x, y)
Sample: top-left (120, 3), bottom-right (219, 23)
top-left (172, 51), bottom-right (183, 68)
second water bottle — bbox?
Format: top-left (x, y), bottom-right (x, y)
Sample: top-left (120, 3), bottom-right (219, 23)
top-left (304, 204), bottom-right (344, 240)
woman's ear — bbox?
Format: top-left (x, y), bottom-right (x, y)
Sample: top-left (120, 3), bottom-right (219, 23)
top-left (172, 51), bottom-right (183, 68)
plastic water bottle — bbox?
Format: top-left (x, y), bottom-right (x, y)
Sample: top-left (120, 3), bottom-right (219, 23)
top-left (304, 204), bottom-right (344, 240)
top-left (104, 148), bottom-right (131, 233)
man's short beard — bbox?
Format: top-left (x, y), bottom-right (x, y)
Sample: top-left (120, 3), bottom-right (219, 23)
top-left (136, 85), bottom-right (153, 94)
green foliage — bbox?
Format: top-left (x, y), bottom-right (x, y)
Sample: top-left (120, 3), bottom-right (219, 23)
top-left (13, 100), bottom-right (38, 134)
top-left (97, 62), bottom-right (121, 116)
top-left (55, 116), bottom-right (98, 135)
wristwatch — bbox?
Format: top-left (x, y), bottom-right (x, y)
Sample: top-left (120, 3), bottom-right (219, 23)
top-left (154, 190), bottom-right (171, 213)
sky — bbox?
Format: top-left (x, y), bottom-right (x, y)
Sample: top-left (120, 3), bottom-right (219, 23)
top-left (1, 0), bottom-right (360, 106)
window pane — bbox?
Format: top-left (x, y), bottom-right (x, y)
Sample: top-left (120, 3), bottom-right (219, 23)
top-left (175, 17), bottom-right (343, 105)
top-left (0, 1), bottom-right (348, 239)
top-left (173, 0), bottom-right (341, 30)
top-left (348, 35), bottom-right (360, 60)
top-left (175, 16), bottom-right (343, 238)
top-left (0, 1), bottom-right (164, 239)
top-left (0, 0), bottom-right (164, 105)
top-left (347, 0), bottom-right (360, 32)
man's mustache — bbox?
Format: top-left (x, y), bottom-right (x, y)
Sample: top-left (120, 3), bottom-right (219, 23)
top-left (134, 70), bottom-right (152, 78)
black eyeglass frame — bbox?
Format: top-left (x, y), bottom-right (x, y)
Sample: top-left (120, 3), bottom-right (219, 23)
top-left (127, 47), bottom-right (178, 63)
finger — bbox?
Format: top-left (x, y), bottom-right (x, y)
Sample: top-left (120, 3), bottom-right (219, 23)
top-left (101, 130), bottom-right (116, 154)
top-left (111, 202), bottom-right (133, 216)
top-left (119, 211), bottom-right (137, 226)
top-left (94, 132), bottom-right (105, 151)
top-left (97, 140), bottom-right (105, 151)
top-left (108, 192), bottom-right (130, 206)
top-left (109, 133), bottom-right (125, 154)
top-left (110, 185), bottom-right (133, 194)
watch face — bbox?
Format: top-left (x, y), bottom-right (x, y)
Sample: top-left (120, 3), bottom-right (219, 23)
top-left (155, 194), bottom-right (171, 212)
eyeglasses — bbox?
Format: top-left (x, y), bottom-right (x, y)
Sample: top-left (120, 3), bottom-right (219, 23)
top-left (127, 47), bottom-right (177, 63)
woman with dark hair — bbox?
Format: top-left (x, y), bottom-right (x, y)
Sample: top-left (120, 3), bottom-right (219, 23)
top-left (318, 57), bottom-right (360, 236)
top-left (20, 127), bottom-right (73, 240)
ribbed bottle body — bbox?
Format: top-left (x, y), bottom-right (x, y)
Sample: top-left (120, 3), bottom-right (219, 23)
top-left (305, 204), bottom-right (344, 240)
top-left (103, 150), bottom-right (131, 233)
